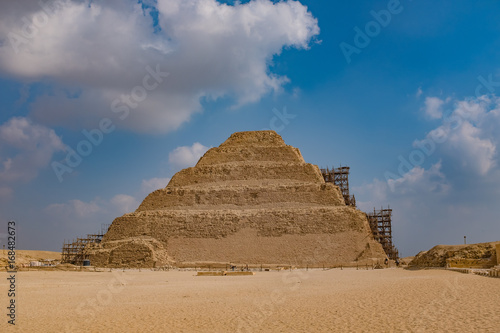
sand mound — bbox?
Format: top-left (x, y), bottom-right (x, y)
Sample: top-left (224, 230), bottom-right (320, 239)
top-left (0, 250), bottom-right (61, 268)
top-left (409, 241), bottom-right (499, 268)
top-left (89, 131), bottom-right (386, 268)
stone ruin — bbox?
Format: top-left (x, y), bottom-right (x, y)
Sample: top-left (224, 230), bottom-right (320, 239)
top-left (409, 241), bottom-right (500, 268)
top-left (88, 131), bottom-right (387, 268)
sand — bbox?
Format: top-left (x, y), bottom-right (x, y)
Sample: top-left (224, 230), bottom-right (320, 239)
top-left (1, 268), bottom-right (499, 332)
top-left (410, 241), bottom-right (499, 268)
top-left (0, 250), bottom-right (61, 267)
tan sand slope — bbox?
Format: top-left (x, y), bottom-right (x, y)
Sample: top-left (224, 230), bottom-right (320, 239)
top-left (1, 269), bottom-right (498, 332)
top-left (409, 241), bottom-right (499, 267)
top-left (89, 131), bottom-right (386, 267)
top-left (0, 250), bottom-right (61, 267)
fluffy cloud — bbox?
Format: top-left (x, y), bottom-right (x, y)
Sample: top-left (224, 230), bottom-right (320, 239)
top-left (110, 194), bottom-right (140, 214)
top-left (354, 94), bottom-right (500, 256)
top-left (141, 177), bottom-right (171, 193)
top-left (354, 162), bottom-right (453, 257)
top-left (46, 198), bottom-right (102, 218)
top-left (423, 96), bottom-right (446, 119)
top-left (387, 162), bottom-right (450, 195)
top-left (445, 122), bottom-right (496, 175)
top-left (355, 162), bottom-right (449, 212)
top-left (168, 142), bottom-right (209, 169)
top-left (416, 95), bottom-right (499, 175)
top-left (415, 86), bottom-right (423, 98)
top-left (0, 0), bottom-right (319, 133)
top-left (0, 117), bottom-right (64, 193)
top-left (44, 176), bottom-right (169, 232)
top-left (46, 193), bottom-right (138, 221)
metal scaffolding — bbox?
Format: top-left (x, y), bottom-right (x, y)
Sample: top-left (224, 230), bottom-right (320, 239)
top-left (320, 166), bottom-right (356, 207)
top-left (367, 207), bottom-right (399, 260)
top-left (61, 224), bottom-right (110, 265)
top-left (321, 165), bottom-right (398, 259)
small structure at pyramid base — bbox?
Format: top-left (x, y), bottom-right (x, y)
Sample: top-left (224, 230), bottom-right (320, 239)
top-left (88, 131), bottom-right (387, 268)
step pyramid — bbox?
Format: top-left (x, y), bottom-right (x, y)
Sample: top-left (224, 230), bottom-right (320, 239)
top-left (88, 131), bottom-right (386, 267)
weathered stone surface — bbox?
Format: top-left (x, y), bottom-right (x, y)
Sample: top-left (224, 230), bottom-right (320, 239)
top-left (89, 130), bottom-right (386, 267)
top-left (497, 243), bottom-right (500, 265)
top-left (409, 241), bottom-right (500, 268)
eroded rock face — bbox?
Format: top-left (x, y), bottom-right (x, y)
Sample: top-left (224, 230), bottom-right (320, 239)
top-left (89, 131), bottom-right (386, 267)
top-left (409, 242), bottom-right (500, 268)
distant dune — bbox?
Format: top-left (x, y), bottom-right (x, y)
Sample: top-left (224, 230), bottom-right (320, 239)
top-left (409, 241), bottom-right (499, 268)
top-left (0, 250), bottom-right (61, 267)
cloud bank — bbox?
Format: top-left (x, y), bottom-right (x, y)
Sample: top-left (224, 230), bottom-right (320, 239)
top-left (0, 117), bottom-right (64, 196)
top-left (355, 94), bottom-right (500, 256)
top-left (0, 0), bottom-right (319, 133)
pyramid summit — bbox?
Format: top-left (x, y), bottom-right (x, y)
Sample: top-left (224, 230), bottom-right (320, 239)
top-left (89, 130), bottom-right (386, 267)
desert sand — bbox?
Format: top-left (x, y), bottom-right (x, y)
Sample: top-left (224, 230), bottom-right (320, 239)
top-left (0, 250), bottom-right (61, 267)
top-left (1, 268), bottom-right (498, 332)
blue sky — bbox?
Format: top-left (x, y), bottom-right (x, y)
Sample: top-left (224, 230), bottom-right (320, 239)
top-left (0, 0), bottom-right (499, 257)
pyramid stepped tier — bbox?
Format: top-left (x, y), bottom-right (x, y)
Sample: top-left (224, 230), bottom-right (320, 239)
top-left (137, 182), bottom-right (345, 211)
top-left (196, 145), bottom-right (305, 166)
top-left (89, 131), bottom-right (387, 268)
top-left (104, 206), bottom-right (370, 242)
top-left (167, 162), bottom-right (324, 187)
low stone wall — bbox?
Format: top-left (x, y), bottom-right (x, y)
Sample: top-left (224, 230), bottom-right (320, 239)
top-left (196, 271), bottom-right (255, 276)
top-left (447, 267), bottom-right (473, 274)
top-left (488, 269), bottom-right (499, 278)
top-left (447, 267), bottom-right (499, 278)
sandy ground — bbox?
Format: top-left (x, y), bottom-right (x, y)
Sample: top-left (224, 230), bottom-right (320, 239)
top-left (1, 268), bottom-right (499, 332)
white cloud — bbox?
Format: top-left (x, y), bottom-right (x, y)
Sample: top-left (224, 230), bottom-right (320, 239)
top-left (453, 96), bottom-right (492, 123)
top-left (141, 177), bottom-right (170, 194)
top-left (416, 86), bottom-right (423, 98)
top-left (110, 194), bottom-right (139, 214)
top-left (446, 122), bottom-right (496, 175)
top-left (417, 95), bottom-right (499, 176)
top-left (387, 162), bottom-right (449, 195)
top-left (354, 162), bottom-right (452, 256)
top-left (0, 117), bottom-right (64, 192)
top-left (46, 198), bottom-right (102, 218)
top-left (423, 96), bottom-right (445, 119)
top-left (0, 0), bottom-right (319, 133)
top-left (355, 162), bottom-right (449, 212)
top-left (355, 94), bottom-right (500, 256)
top-left (168, 142), bottom-right (209, 169)
top-left (46, 193), bottom-right (138, 222)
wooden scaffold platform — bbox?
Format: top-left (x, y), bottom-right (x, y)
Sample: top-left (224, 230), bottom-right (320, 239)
top-left (367, 207), bottom-right (399, 260)
top-left (320, 166), bottom-right (356, 207)
top-left (321, 165), bottom-right (398, 259)
top-left (61, 224), bottom-right (110, 265)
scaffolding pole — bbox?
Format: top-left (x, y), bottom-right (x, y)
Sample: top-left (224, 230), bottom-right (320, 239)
top-left (320, 166), bottom-right (356, 207)
top-left (61, 224), bottom-right (111, 265)
top-left (367, 207), bottom-right (399, 260)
